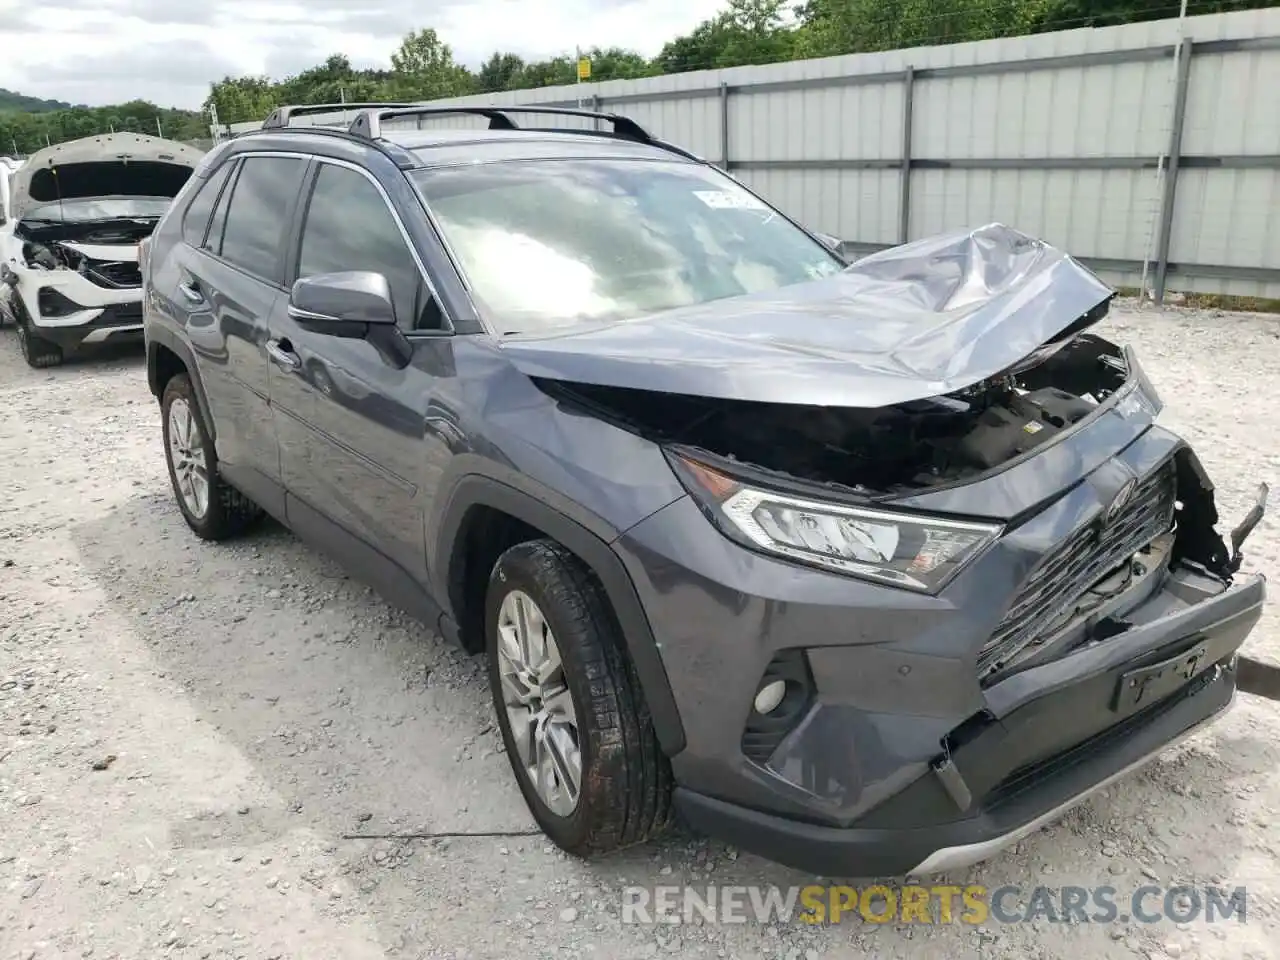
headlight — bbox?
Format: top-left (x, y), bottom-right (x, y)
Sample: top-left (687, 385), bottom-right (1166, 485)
top-left (671, 454), bottom-right (1001, 592)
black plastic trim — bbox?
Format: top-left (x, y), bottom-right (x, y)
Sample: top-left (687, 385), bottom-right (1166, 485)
top-left (434, 474), bottom-right (687, 756)
top-left (145, 325), bottom-right (216, 442)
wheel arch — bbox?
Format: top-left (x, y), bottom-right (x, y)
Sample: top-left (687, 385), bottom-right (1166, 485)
top-left (434, 473), bottom-right (687, 757)
top-left (146, 327), bottom-right (216, 442)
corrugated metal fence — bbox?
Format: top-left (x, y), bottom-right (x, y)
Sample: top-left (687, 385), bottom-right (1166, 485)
top-left (232, 8), bottom-right (1280, 301)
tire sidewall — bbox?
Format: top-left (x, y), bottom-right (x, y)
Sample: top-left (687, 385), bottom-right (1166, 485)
top-left (161, 376), bottom-right (217, 534)
top-left (485, 549), bottom-right (596, 850)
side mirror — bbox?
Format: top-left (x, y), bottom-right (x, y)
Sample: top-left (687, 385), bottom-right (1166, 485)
top-left (288, 271), bottom-right (396, 338)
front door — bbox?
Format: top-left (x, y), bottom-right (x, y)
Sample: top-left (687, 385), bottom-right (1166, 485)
top-left (268, 159), bottom-right (456, 583)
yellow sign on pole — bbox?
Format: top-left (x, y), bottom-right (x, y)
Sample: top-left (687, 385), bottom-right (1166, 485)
top-left (577, 58), bottom-right (591, 81)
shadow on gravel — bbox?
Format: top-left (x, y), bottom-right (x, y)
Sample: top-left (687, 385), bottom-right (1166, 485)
top-left (69, 492), bottom-right (1273, 957)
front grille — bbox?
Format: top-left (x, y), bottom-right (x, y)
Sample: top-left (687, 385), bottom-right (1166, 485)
top-left (979, 460), bottom-right (1177, 679)
top-left (86, 261), bottom-right (142, 288)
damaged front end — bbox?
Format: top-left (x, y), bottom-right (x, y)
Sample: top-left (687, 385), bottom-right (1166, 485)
top-left (498, 219), bottom-right (1270, 876)
top-left (547, 315), bottom-right (1266, 682)
top-left (519, 224), bottom-right (1266, 702)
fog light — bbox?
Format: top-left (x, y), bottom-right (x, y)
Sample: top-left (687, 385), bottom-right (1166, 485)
top-left (753, 680), bottom-right (787, 715)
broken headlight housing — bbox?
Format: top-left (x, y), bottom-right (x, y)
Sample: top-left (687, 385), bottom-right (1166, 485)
top-left (671, 453), bottom-right (1002, 592)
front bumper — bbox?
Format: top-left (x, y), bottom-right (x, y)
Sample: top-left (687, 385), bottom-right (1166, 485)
top-left (673, 573), bottom-right (1260, 877)
top-left (33, 301), bottom-right (144, 351)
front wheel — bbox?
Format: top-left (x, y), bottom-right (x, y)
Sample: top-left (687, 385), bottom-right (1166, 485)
top-left (486, 539), bottom-right (672, 857)
top-left (15, 315), bottom-right (63, 369)
top-left (161, 373), bottom-right (262, 540)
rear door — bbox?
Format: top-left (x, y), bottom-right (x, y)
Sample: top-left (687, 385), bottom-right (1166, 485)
top-left (174, 153), bottom-right (310, 515)
top-left (268, 158), bottom-right (456, 583)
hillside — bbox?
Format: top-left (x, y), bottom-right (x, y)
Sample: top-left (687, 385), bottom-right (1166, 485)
top-left (0, 87), bottom-right (74, 113)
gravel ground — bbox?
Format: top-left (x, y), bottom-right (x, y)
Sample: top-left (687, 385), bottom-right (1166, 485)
top-left (1, 300), bottom-right (1279, 960)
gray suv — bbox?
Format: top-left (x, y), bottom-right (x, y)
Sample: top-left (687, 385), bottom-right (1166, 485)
top-left (141, 103), bottom-right (1267, 876)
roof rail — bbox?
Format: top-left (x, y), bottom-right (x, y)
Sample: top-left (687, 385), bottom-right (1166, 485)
top-left (262, 102), bottom-right (418, 129)
top-left (347, 105), bottom-right (655, 144)
top-left (245, 123), bottom-right (420, 169)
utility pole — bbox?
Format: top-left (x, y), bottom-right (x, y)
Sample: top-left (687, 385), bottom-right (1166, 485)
top-left (208, 103), bottom-right (221, 144)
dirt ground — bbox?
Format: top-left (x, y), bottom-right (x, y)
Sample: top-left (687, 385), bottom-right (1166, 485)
top-left (1, 301), bottom-right (1279, 960)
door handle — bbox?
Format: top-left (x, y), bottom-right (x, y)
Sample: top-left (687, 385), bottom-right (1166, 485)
top-left (266, 339), bottom-right (301, 372)
top-left (177, 279), bottom-right (204, 303)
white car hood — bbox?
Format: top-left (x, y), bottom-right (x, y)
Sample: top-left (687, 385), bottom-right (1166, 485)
top-left (9, 133), bottom-right (203, 221)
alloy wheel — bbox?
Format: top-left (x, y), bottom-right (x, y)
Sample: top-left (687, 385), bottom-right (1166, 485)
top-left (166, 397), bottom-right (210, 519)
top-left (496, 589), bottom-right (582, 817)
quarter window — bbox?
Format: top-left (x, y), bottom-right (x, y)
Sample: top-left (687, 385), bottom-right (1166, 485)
top-left (181, 161), bottom-right (234, 248)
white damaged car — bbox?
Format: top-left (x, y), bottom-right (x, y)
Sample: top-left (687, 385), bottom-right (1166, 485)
top-left (0, 133), bottom-right (203, 367)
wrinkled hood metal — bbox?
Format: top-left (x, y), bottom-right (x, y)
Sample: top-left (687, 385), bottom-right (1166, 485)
top-left (500, 224), bottom-right (1114, 408)
top-left (9, 133), bottom-right (203, 221)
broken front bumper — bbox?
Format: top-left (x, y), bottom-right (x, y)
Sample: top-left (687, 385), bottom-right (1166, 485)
top-left (673, 570), bottom-right (1263, 877)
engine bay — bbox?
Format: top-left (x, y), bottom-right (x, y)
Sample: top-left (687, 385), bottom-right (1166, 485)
top-left (542, 332), bottom-right (1131, 495)
top-left (18, 229), bottom-right (148, 289)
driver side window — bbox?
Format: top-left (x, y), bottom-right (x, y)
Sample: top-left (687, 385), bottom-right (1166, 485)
top-left (297, 163), bottom-right (442, 330)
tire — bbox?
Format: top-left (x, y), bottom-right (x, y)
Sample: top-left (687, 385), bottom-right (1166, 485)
top-left (15, 312), bottom-right (63, 369)
top-left (161, 373), bottom-right (262, 540)
top-left (486, 539), bottom-right (672, 857)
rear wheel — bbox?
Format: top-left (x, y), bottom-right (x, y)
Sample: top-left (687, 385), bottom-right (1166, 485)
top-left (486, 539), bottom-right (672, 856)
top-left (161, 373), bottom-right (262, 540)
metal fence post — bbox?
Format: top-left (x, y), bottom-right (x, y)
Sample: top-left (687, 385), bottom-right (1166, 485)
top-left (719, 82), bottom-right (730, 170)
top-left (1154, 38), bottom-right (1194, 304)
top-left (899, 67), bottom-right (915, 245)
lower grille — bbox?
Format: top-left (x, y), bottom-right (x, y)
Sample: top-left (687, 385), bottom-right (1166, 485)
top-left (979, 460), bottom-right (1177, 679)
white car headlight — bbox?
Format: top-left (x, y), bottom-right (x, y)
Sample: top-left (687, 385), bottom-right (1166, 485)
top-left (672, 454), bottom-right (1002, 592)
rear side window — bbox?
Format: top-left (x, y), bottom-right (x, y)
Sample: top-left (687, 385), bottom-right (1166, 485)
top-left (219, 156), bottom-right (307, 283)
top-left (181, 162), bottom-right (234, 247)
top-left (297, 163), bottom-right (433, 329)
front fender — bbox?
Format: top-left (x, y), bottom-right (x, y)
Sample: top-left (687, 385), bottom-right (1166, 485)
top-left (431, 469), bottom-right (687, 756)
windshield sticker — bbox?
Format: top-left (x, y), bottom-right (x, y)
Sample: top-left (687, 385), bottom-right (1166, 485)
top-left (693, 190), bottom-right (768, 211)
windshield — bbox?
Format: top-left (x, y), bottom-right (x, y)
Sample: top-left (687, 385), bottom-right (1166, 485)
top-left (21, 196), bottom-right (171, 224)
top-left (412, 159), bottom-right (843, 335)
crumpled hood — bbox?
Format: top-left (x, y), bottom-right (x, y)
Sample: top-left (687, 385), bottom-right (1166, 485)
top-left (499, 223), bottom-right (1114, 408)
top-left (9, 133), bottom-right (203, 221)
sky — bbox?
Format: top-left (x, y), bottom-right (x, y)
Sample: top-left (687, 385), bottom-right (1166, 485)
top-left (0, 0), bottom-right (729, 111)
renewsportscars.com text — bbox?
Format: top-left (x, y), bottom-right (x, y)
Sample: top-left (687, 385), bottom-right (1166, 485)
top-left (621, 884), bottom-right (1249, 926)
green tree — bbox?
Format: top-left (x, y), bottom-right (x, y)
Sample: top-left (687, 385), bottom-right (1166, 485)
top-left (204, 76), bottom-right (278, 124)
top-left (654, 0), bottom-right (796, 73)
top-left (477, 53), bottom-right (526, 93)
top-left (388, 28), bottom-right (475, 100)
